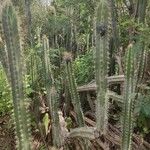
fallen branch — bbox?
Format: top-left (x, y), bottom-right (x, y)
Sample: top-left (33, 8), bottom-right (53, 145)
top-left (69, 127), bottom-right (99, 140)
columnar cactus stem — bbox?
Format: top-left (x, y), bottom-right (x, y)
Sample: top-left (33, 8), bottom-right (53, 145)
top-left (2, 2), bottom-right (31, 149)
top-left (122, 43), bottom-right (135, 150)
top-left (122, 42), bottom-right (147, 150)
top-left (64, 52), bottom-right (85, 127)
top-left (42, 36), bottom-right (61, 147)
top-left (95, 0), bottom-right (111, 133)
top-left (135, 43), bottom-right (147, 87)
top-left (0, 38), bottom-right (10, 82)
top-left (121, 1), bottom-right (148, 147)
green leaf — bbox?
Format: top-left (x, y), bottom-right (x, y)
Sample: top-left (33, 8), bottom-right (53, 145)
top-left (42, 113), bottom-right (50, 135)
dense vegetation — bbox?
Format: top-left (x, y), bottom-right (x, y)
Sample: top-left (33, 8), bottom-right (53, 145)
top-left (0, 0), bottom-right (150, 150)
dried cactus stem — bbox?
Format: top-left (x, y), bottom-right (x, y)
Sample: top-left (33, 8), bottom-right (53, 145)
top-left (69, 127), bottom-right (99, 140)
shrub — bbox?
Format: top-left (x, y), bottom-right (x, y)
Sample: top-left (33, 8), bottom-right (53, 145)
top-left (74, 49), bottom-right (95, 85)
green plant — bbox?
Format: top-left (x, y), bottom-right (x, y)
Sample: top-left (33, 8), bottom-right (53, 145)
top-left (95, 0), bottom-right (110, 134)
top-left (136, 93), bottom-right (150, 136)
top-left (74, 49), bottom-right (95, 85)
top-left (0, 67), bottom-right (12, 115)
top-left (122, 44), bottom-right (135, 150)
top-left (0, 35), bottom-right (10, 83)
top-left (2, 2), bottom-right (31, 149)
top-left (42, 36), bottom-right (61, 147)
top-left (121, 42), bottom-right (147, 150)
top-left (64, 52), bottom-right (85, 127)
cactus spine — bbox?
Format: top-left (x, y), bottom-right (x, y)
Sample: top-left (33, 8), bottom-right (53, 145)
top-left (95, 0), bottom-right (111, 133)
top-left (42, 36), bottom-right (61, 147)
top-left (64, 52), bottom-right (85, 127)
top-left (2, 2), bottom-right (31, 149)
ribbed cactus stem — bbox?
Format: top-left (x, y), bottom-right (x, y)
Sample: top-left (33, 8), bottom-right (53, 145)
top-left (121, 5), bottom-right (148, 147)
top-left (122, 41), bottom-right (147, 150)
top-left (122, 43), bottom-right (135, 150)
top-left (137, 0), bottom-right (148, 23)
top-left (2, 2), bottom-right (31, 149)
top-left (135, 43), bottom-right (146, 87)
top-left (64, 52), bottom-right (85, 127)
top-left (95, 0), bottom-right (110, 133)
top-left (42, 36), bottom-right (61, 147)
top-left (0, 39), bottom-right (10, 82)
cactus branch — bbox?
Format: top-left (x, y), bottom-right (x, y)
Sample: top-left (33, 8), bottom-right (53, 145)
top-left (64, 52), bottom-right (85, 127)
top-left (95, 0), bottom-right (111, 133)
top-left (42, 36), bottom-right (61, 147)
top-left (2, 2), bottom-right (31, 149)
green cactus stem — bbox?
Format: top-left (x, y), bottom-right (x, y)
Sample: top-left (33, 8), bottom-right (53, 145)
top-left (64, 52), bottom-right (85, 127)
top-left (0, 37), bottom-right (10, 82)
top-left (2, 2), bottom-right (31, 149)
top-left (42, 36), bottom-right (61, 147)
top-left (95, 0), bottom-right (111, 133)
top-left (121, 42), bottom-right (147, 150)
top-left (122, 43), bottom-right (135, 150)
top-left (121, 2), bottom-right (148, 147)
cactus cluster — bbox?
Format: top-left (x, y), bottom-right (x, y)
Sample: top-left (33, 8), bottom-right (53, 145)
top-left (0, 0), bottom-right (149, 149)
top-left (121, 0), bottom-right (148, 147)
top-left (121, 41), bottom-right (147, 150)
top-left (1, 2), bottom-right (31, 149)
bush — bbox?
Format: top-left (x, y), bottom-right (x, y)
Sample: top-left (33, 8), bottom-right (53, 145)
top-left (0, 67), bottom-right (12, 116)
top-left (74, 49), bottom-right (95, 85)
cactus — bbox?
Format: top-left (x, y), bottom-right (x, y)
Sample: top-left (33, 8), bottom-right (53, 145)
top-left (122, 43), bottom-right (135, 150)
top-left (1, 2), bottom-right (31, 149)
top-left (0, 37), bottom-right (10, 82)
top-left (121, 42), bottom-right (146, 150)
top-left (42, 36), bottom-right (61, 147)
top-left (121, 0), bottom-right (148, 148)
top-left (95, 0), bottom-right (111, 133)
top-left (136, 0), bottom-right (148, 23)
top-left (63, 53), bottom-right (89, 150)
top-left (134, 43), bottom-right (147, 88)
top-left (64, 52), bottom-right (85, 127)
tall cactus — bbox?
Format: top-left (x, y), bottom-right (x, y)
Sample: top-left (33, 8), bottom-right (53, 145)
top-left (121, 0), bottom-right (148, 147)
top-left (121, 42), bottom-right (146, 150)
top-left (64, 52), bottom-right (85, 127)
top-left (122, 43), bottom-right (135, 150)
top-left (0, 37), bottom-right (10, 82)
top-left (95, 0), bottom-right (111, 133)
top-left (42, 36), bottom-right (61, 147)
top-left (1, 2), bottom-right (31, 150)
